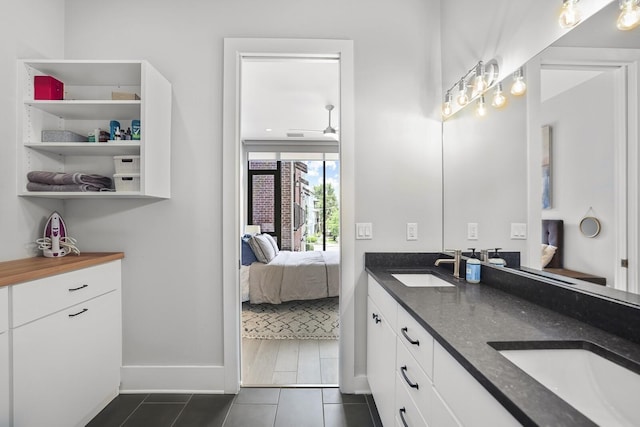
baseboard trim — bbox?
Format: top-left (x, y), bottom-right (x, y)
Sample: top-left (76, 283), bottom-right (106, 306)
top-left (120, 365), bottom-right (225, 393)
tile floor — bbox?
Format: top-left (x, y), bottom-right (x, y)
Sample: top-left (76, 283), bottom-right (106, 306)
top-left (87, 387), bottom-right (382, 427)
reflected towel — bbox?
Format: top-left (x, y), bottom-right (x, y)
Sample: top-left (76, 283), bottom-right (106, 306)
top-left (27, 171), bottom-right (112, 189)
top-left (26, 182), bottom-right (109, 192)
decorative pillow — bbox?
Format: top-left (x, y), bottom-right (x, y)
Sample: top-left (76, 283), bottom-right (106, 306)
top-left (249, 234), bottom-right (277, 263)
top-left (541, 244), bottom-right (557, 267)
top-left (241, 235), bottom-right (259, 266)
top-left (263, 233), bottom-right (280, 256)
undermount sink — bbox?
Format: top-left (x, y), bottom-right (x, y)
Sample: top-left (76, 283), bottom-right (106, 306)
top-left (391, 273), bottom-right (455, 288)
top-left (498, 346), bottom-right (640, 426)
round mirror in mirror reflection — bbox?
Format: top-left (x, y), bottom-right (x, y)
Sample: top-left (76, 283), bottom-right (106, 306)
top-left (580, 216), bottom-right (601, 238)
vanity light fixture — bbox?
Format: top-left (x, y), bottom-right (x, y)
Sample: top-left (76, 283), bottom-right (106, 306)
top-left (442, 90), bottom-right (453, 117)
top-left (473, 61), bottom-right (488, 94)
top-left (456, 79), bottom-right (469, 106)
top-left (491, 82), bottom-right (507, 109)
top-left (475, 95), bottom-right (487, 117)
top-left (511, 67), bottom-right (527, 96)
top-left (559, 0), bottom-right (582, 29)
top-left (617, 0), bottom-right (640, 30)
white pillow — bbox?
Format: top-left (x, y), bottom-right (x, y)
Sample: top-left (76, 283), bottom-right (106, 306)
top-left (249, 234), bottom-right (277, 263)
top-left (541, 244), bottom-right (557, 267)
top-left (263, 233), bottom-right (280, 256)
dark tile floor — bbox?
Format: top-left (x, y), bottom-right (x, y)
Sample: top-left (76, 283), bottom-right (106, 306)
top-left (87, 387), bottom-right (383, 427)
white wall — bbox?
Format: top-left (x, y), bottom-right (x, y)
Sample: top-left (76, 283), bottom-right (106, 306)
top-left (0, 0), bottom-right (65, 262)
top-left (59, 0), bottom-right (443, 390)
top-left (541, 72), bottom-right (615, 284)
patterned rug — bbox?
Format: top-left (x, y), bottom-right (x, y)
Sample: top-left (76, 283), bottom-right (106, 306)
top-left (242, 297), bottom-right (339, 340)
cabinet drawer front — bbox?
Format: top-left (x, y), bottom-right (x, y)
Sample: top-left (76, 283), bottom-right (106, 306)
top-left (396, 337), bottom-right (431, 418)
top-left (398, 306), bottom-right (434, 379)
top-left (395, 371), bottom-right (428, 427)
top-left (12, 260), bottom-right (121, 327)
top-left (368, 275), bottom-right (397, 330)
top-left (0, 287), bottom-right (7, 333)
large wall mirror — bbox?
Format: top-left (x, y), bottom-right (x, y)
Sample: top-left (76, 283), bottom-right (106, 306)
top-left (443, 1), bottom-right (640, 298)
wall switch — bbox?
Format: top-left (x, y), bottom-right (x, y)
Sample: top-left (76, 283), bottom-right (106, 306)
top-left (467, 222), bottom-right (479, 240)
top-left (511, 223), bottom-right (527, 239)
top-left (407, 223), bottom-right (418, 241)
top-left (356, 223), bottom-right (373, 240)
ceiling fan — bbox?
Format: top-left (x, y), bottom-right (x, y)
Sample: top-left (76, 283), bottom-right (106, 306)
top-left (289, 104), bottom-right (338, 137)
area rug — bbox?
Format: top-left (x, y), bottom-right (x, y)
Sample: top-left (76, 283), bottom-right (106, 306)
top-left (242, 297), bottom-right (339, 340)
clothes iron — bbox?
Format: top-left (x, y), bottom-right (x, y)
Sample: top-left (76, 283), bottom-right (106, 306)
top-left (37, 211), bottom-right (80, 257)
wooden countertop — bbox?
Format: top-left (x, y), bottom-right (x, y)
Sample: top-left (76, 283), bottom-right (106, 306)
top-left (0, 252), bottom-right (125, 287)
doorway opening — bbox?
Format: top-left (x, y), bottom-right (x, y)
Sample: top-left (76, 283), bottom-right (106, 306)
top-left (238, 56), bottom-right (341, 387)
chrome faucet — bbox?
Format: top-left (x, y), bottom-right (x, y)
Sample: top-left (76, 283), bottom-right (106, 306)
top-left (435, 249), bottom-right (462, 278)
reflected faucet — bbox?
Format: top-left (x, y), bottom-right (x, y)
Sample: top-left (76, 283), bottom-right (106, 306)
top-left (435, 249), bottom-right (462, 279)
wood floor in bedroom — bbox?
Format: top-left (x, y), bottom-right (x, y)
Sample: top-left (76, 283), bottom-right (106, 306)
top-left (242, 338), bottom-right (339, 386)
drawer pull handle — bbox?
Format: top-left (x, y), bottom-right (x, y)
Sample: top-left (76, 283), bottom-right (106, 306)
top-left (68, 284), bottom-right (88, 292)
top-left (399, 407), bottom-right (409, 427)
top-left (372, 313), bottom-right (381, 324)
top-left (401, 366), bottom-right (419, 389)
top-left (401, 327), bottom-right (420, 346)
top-left (68, 308), bottom-right (88, 317)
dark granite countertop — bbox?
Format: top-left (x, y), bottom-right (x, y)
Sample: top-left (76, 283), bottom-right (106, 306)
top-left (365, 254), bottom-right (640, 427)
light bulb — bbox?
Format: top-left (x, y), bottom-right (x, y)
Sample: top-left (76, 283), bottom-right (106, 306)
top-left (442, 91), bottom-right (453, 117)
top-left (457, 80), bottom-right (469, 106)
top-left (511, 68), bottom-right (527, 96)
top-left (491, 82), bottom-right (507, 109)
top-left (559, 0), bottom-right (582, 29)
top-left (617, 0), bottom-right (640, 30)
top-left (473, 62), bottom-right (488, 94)
top-left (475, 95), bottom-right (487, 117)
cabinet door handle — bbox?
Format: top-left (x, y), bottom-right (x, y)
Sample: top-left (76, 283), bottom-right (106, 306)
top-left (68, 284), bottom-right (88, 292)
top-left (399, 407), bottom-right (409, 427)
top-left (372, 313), bottom-right (381, 324)
top-left (401, 327), bottom-right (420, 346)
top-left (400, 366), bottom-right (419, 389)
top-left (68, 308), bottom-right (88, 317)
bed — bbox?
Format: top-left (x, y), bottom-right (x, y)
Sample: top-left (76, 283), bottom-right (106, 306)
top-left (241, 234), bottom-right (340, 304)
top-left (542, 219), bottom-right (606, 285)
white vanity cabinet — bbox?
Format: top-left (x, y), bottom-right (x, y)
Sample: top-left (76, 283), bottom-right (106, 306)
top-left (0, 287), bottom-right (9, 424)
top-left (16, 60), bottom-right (171, 199)
top-left (0, 255), bottom-right (124, 427)
top-left (367, 276), bottom-right (398, 427)
top-left (367, 274), bottom-right (520, 427)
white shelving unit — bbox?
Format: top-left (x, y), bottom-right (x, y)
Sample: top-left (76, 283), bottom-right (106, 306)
top-left (17, 60), bottom-right (171, 199)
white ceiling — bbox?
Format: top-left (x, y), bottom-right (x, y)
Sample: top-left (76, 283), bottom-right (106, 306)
top-left (240, 58), bottom-right (340, 141)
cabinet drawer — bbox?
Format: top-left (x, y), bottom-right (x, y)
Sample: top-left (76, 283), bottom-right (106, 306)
top-left (395, 371), bottom-right (428, 427)
top-left (396, 337), bottom-right (430, 418)
top-left (0, 287), bottom-right (7, 333)
top-left (398, 305), bottom-right (434, 379)
top-left (12, 260), bottom-right (120, 327)
top-left (368, 275), bottom-right (397, 330)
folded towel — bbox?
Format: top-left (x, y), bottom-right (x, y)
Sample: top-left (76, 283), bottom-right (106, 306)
top-left (27, 171), bottom-right (112, 189)
top-left (26, 182), bottom-right (109, 192)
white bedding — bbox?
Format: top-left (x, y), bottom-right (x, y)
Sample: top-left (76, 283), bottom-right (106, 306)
top-left (246, 250), bottom-right (339, 304)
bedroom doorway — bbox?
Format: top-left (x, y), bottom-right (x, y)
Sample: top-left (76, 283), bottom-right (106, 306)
top-left (239, 57), bottom-right (341, 387)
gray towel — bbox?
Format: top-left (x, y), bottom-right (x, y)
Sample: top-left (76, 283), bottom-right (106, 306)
top-left (26, 182), bottom-right (107, 192)
top-left (27, 171), bottom-right (112, 189)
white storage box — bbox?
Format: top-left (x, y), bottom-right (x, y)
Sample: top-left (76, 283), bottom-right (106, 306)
top-left (114, 155), bottom-right (140, 174)
top-left (113, 173), bottom-right (140, 192)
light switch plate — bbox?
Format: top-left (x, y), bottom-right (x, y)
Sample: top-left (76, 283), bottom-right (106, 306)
top-left (407, 223), bottom-right (418, 240)
top-left (356, 223), bottom-right (373, 240)
top-left (511, 223), bottom-right (527, 239)
top-left (467, 222), bottom-right (479, 240)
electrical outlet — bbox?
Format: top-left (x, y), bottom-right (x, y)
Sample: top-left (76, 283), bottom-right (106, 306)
top-left (467, 222), bottom-right (479, 240)
top-left (407, 223), bottom-right (418, 240)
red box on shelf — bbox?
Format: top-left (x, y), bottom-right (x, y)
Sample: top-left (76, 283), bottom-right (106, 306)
top-left (34, 75), bottom-right (64, 100)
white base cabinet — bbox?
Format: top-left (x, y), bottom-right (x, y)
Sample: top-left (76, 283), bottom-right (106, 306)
top-left (8, 259), bottom-right (122, 427)
top-left (367, 275), bottom-right (519, 427)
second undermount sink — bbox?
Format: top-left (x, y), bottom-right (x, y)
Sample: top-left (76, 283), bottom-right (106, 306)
top-left (391, 273), bottom-right (455, 288)
top-left (499, 346), bottom-right (640, 427)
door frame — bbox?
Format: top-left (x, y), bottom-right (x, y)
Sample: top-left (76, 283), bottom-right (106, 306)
top-left (222, 38), bottom-right (355, 393)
